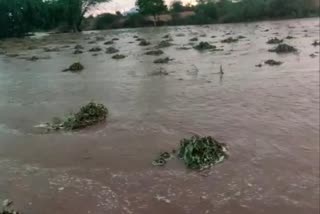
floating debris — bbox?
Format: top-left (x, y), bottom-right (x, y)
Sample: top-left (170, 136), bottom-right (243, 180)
top-left (112, 54), bottom-right (126, 59)
top-left (269, 43), bottom-right (297, 53)
top-left (194, 42), bottom-right (216, 50)
top-left (265, 59), bottom-right (283, 66)
top-left (178, 135), bottom-right (228, 169)
top-left (153, 57), bottom-right (172, 64)
top-left (152, 152), bottom-right (171, 166)
top-left (237, 35), bottom-right (246, 39)
top-left (310, 53), bottom-right (317, 58)
top-left (312, 40), bottom-right (320, 46)
top-left (62, 62), bottom-right (84, 72)
top-left (255, 63), bottom-right (263, 67)
top-left (89, 47), bottom-right (102, 52)
top-left (150, 67), bottom-right (169, 76)
top-left (221, 37), bottom-right (239, 43)
top-left (267, 37), bottom-right (283, 44)
top-left (145, 50), bottom-right (164, 56)
top-left (177, 46), bottom-right (192, 50)
top-left (189, 37), bottom-right (198, 42)
top-left (105, 47), bottom-right (119, 54)
top-left (43, 47), bottom-right (59, 52)
top-left (286, 36), bottom-right (294, 39)
top-left (112, 38), bottom-right (119, 41)
top-left (139, 39), bottom-right (150, 46)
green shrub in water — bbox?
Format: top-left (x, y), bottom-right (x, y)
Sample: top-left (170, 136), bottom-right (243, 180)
top-left (63, 102), bottom-right (108, 130)
top-left (178, 135), bottom-right (228, 169)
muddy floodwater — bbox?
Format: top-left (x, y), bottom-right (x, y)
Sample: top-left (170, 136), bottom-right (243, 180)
top-left (0, 18), bottom-right (319, 214)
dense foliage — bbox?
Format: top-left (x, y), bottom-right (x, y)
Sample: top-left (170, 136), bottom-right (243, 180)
top-left (0, 0), bottom-right (110, 38)
top-left (135, 0), bottom-right (167, 26)
top-left (0, 0), bottom-right (318, 38)
top-left (178, 135), bottom-right (228, 169)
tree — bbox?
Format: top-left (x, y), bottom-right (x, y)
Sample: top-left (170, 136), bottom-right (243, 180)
top-left (171, 1), bottom-right (184, 13)
top-left (61, 0), bottom-right (111, 32)
top-left (136, 0), bottom-right (167, 26)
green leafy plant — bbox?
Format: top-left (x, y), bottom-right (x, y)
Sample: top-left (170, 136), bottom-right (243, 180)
top-left (178, 135), bottom-right (228, 169)
top-left (62, 102), bottom-right (108, 130)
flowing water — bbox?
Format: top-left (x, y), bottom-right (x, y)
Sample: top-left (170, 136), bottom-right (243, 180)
top-left (0, 18), bottom-right (319, 214)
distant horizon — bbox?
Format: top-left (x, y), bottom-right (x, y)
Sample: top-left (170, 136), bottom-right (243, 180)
top-left (89, 0), bottom-right (196, 16)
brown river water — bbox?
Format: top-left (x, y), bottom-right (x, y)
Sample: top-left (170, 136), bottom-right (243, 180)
top-left (0, 18), bottom-right (319, 214)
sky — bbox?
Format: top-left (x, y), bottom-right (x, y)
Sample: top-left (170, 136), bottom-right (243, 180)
top-left (91, 0), bottom-right (196, 15)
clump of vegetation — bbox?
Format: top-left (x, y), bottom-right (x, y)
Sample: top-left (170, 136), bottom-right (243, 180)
top-left (194, 42), bottom-right (216, 50)
top-left (269, 43), bottom-right (297, 53)
top-left (62, 102), bottom-right (108, 130)
top-left (112, 54), bottom-right (126, 59)
top-left (156, 40), bottom-right (172, 48)
top-left (145, 50), bottom-right (164, 56)
top-left (153, 135), bottom-right (228, 170)
top-left (189, 37), bottom-right (199, 42)
top-left (44, 47), bottom-right (60, 52)
top-left (178, 135), bottom-right (228, 169)
top-left (152, 152), bottom-right (171, 166)
top-left (105, 47), bottom-right (119, 54)
top-left (162, 34), bottom-right (170, 38)
top-left (74, 44), bottom-right (84, 50)
top-left (89, 46), bottom-right (102, 52)
top-left (62, 62), bottom-right (84, 72)
top-left (104, 40), bottom-right (114, 45)
top-left (139, 39), bottom-right (151, 46)
top-left (267, 37), bottom-right (283, 44)
top-left (286, 36), bottom-right (294, 39)
top-left (221, 37), bottom-right (239, 43)
top-left (312, 40), bottom-right (320, 46)
top-left (265, 59), bottom-right (283, 66)
top-left (154, 57), bottom-right (171, 64)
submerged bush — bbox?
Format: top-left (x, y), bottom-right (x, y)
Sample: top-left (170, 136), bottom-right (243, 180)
top-left (63, 102), bottom-right (108, 130)
top-left (179, 135), bottom-right (228, 169)
top-left (153, 135), bottom-right (228, 170)
top-left (267, 37), bottom-right (283, 44)
top-left (194, 42), bottom-right (216, 50)
top-left (265, 59), bottom-right (283, 66)
top-left (221, 37), bottom-right (239, 43)
top-left (269, 43), bottom-right (297, 53)
top-left (145, 49), bottom-right (164, 56)
top-left (62, 62), bottom-right (84, 72)
top-left (156, 40), bottom-right (173, 48)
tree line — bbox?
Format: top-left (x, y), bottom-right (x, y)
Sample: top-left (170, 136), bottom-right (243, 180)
top-left (0, 0), bottom-right (318, 38)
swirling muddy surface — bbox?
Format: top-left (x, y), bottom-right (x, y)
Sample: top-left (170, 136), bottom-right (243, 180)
top-left (0, 18), bottom-right (319, 214)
